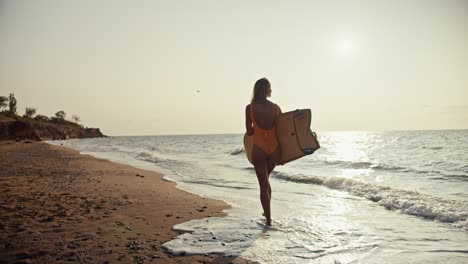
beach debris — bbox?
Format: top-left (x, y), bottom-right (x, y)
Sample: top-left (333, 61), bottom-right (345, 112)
top-left (196, 205), bottom-right (208, 212)
top-left (150, 245), bottom-right (159, 251)
top-left (127, 240), bottom-right (143, 251)
top-left (39, 216), bottom-right (54, 222)
top-left (67, 242), bottom-right (78, 250)
top-left (135, 174), bottom-right (145, 178)
top-left (114, 220), bottom-right (126, 227)
top-left (165, 213), bottom-right (173, 217)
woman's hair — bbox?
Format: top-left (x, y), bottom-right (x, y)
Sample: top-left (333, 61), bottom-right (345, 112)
top-left (251, 78), bottom-right (271, 103)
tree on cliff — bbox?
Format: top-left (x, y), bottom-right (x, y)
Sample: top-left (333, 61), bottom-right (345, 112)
top-left (24, 107), bottom-right (37, 118)
top-left (55, 110), bottom-right (66, 120)
top-left (71, 114), bottom-right (81, 124)
top-left (0, 96), bottom-right (7, 111)
top-left (8, 93), bottom-right (17, 115)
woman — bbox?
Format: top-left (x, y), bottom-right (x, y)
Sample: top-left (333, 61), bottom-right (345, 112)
top-left (245, 78), bottom-right (282, 226)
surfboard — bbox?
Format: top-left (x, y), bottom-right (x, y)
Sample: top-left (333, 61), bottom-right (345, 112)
top-left (244, 109), bottom-right (320, 165)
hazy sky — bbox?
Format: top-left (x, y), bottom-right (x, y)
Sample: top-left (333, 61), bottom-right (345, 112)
top-left (1, 0), bottom-right (467, 135)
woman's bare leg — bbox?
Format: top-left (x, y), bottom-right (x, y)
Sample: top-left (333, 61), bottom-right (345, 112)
top-left (266, 148), bottom-right (280, 201)
top-left (252, 145), bottom-right (271, 226)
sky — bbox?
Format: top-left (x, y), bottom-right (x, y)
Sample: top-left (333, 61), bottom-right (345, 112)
top-left (0, 0), bottom-right (467, 136)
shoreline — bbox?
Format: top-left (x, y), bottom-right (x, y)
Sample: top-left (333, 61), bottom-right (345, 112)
top-left (0, 140), bottom-right (248, 263)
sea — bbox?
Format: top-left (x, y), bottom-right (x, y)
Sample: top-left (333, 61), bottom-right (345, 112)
top-left (49, 130), bottom-right (468, 263)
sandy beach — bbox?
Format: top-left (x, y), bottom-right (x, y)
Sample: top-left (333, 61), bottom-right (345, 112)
top-left (0, 140), bottom-right (248, 263)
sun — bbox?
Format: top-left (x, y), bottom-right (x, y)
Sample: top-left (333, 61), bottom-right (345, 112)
top-left (336, 39), bottom-right (354, 56)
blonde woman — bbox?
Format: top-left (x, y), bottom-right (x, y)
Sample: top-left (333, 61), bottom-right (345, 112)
top-left (245, 78), bottom-right (282, 226)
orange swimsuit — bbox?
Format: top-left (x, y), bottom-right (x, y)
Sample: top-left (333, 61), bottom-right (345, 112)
top-left (250, 104), bottom-right (279, 155)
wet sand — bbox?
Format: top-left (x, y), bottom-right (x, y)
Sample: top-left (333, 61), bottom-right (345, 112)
top-left (0, 140), bottom-right (249, 263)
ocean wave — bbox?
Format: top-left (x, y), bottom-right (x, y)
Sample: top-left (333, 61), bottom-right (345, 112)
top-left (322, 159), bottom-right (468, 180)
top-left (134, 150), bottom-right (187, 168)
top-left (459, 164), bottom-right (468, 173)
top-left (229, 147), bottom-right (245, 155)
top-left (271, 172), bottom-right (468, 230)
top-left (184, 180), bottom-right (254, 190)
top-left (149, 146), bottom-right (158, 151)
top-left (442, 174), bottom-right (468, 181)
top-left (272, 172), bottom-right (325, 185)
top-left (323, 160), bottom-right (407, 172)
top-left (422, 146), bottom-right (444, 150)
top-left (370, 163), bottom-right (408, 171)
top-left (135, 150), bottom-right (164, 164)
top-left (324, 160), bottom-right (373, 169)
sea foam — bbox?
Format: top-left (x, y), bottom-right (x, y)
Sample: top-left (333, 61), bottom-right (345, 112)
top-left (272, 172), bottom-right (468, 230)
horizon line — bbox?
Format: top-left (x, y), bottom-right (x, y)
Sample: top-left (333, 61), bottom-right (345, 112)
top-left (101, 128), bottom-right (468, 137)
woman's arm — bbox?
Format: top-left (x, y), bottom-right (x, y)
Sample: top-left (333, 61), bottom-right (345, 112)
top-left (245, 105), bottom-right (254, 136)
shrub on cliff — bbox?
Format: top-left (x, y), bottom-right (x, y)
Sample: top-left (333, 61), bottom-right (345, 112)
top-left (23, 107), bottom-right (37, 119)
top-left (0, 96), bottom-right (7, 111)
top-left (34, 115), bottom-right (50, 122)
top-left (51, 111), bottom-right (67, 125)
top-left (49, 117), bottom-right (81, 127)
top-left (55, 110), bottom-right (66, 120)
top-left (1, 111), bottom-right (19, 119)
top-left (50, 117), bottom-right (66, 125)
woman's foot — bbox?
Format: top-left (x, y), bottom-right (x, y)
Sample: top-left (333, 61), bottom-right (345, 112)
top-left (262, 212), bottom-right (272, 226)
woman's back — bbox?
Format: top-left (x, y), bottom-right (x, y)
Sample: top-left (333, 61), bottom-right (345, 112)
top-left (251, 100), bottom-right (278, 130)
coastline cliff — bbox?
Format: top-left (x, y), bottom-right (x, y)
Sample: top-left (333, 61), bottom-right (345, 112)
top-left (0, 114), bottom-right (105, 141)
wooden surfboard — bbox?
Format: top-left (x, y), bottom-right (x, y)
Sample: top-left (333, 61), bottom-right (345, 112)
top-left (244, 109), bottom-right (320, 165)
